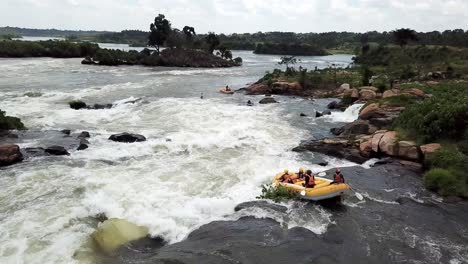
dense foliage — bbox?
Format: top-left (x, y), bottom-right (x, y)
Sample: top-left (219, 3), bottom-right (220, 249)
top-left (394, 83), bottom-right (468, 143)
top-left (0, 110), bottom-right (25, 130)
top-left (254, 43), bottom-right (328, 56)
top-left (257, 184), bottom-right (298, 203)
top-left (424, 146), bottom-right (468, 197)
top-left (0, 40), bottom-right (99, 58)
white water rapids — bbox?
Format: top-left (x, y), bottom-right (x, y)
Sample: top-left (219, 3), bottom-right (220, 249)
top-left (0, 52), bottom-right (359, 263)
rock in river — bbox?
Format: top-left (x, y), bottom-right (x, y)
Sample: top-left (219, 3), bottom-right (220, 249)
top-left (0, 144), bottom-right (23, 166)
top-left (109, 133), bottom-right (146, 143)
top-left (258, 96), bottom-right (278, 104)
top-left (45, 146), bottom-right (70, 156)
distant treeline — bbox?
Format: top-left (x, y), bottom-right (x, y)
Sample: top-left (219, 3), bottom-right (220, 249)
top-left (254, 43), bottom-right (328, 56)
top-left (0, 40), bottom-right (99, 58)
top-left (0, 26), bottom-right (109, 37)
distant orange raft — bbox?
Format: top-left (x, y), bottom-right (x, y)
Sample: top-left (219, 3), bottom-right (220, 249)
top-left (219, 88), bottom-right (234, 94)
top-left (273, 172), bottom-right (350, 201)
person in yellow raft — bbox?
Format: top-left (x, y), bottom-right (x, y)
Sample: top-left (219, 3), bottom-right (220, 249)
top-left (279, 169), bottom-right (294, 184)
top-left (331, 168), bottom-right (345, 184)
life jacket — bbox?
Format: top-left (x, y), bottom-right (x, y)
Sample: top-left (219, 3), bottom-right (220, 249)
top-left (308, 175), bottom-right (315, 186)
top-left (334, 173), bottom-right (344, 183)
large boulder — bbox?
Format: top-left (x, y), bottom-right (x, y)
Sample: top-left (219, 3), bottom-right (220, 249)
top-left (45, 146), bottom-right (70, 156)
top-left (327, 101), bottom-right (339, 109)
top-left (0, 144), bottom-right (23, 166)
top-left (383, 89), bottom-right (400, 98)
top-left (92, 218), bottom-right (149, 254)
top-left (359, 103), bottom-right (380, 120)
top-left (359, 139), bottom-right (373, 157)
top-left (420, 143), bottom-right (442, 160)
top-left (259, 97), bottom-right (278, 104)
top-left (398, 141), bottom-right (420, 160)
top-left (359, 89), bottom-right (377, 100)
top-left (359, 86), bottom-right (379, 92)
top-left (379, 131), bottom-right (398, 156)
top-left (109, 133), bottom-right (146, 143)
top-left (344, 88), bottom-right (359, 99)
top-left (245, 83), bottom-right (270, 95)
top-left (338, 120), bottom-right (377, 136)
top-left (371, 131), bottom-right (387, 152)
top-left (293, 138), bottom-right (369, 164)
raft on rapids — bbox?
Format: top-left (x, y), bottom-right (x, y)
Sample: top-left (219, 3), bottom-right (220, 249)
top-left (273, 172), bottom-right (351, 201)
top-left (219, 88), bottom-right (234, 94)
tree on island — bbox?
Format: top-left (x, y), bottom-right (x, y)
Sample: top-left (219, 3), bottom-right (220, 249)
top-left (149, 14), bottom-right (172, 53)
top-left (183, 26), bottom-right (196, 41)
top-left (392, 28), bottom-right (418, 47)
top-left (205, 32), bottom-right (220, 54)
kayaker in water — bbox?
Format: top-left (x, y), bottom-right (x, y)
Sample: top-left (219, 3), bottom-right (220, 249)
top-left (303, 170), bottom-right (315, 188)
top-left (331, 168), bottom-right (345, 184)
top-left (225, 85), bottom-right (231, 91)
top-left (247, 100), bottom-right (253, 106)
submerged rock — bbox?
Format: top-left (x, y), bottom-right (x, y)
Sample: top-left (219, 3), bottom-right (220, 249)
top-left (259, 97), bottom-right (278, 104)
top-left (0, 144), bottom-right (23, 166)
top-left (78, 131), bottom-right (90, 138)
top-left (45, 146), bottom-right (70, 156)
top-left (109, 133), bottom-right (146, 143)
top-left (92, 218), bottom-right (149, 254)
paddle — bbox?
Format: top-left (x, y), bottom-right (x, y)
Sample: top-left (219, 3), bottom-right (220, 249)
top-left (316, 171), bottom-right (363, 200)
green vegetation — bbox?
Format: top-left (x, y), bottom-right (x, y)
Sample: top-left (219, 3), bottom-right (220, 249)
top-left (254, 43), bottom-right (328, 56)
top-left (0, 40), bottom-right (99, 58)
top-left (69, 100), bottom-right (87, 110)
top-left (256, 184), bottom-right (298, 203)
top-left (0, 110), bottom-right (25, 130)
top-left (394, 83), bottom-right (468, 143)
top-left (424, 146), bottom-right (468, 197)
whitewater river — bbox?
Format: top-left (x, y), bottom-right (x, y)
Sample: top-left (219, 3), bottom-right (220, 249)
top-left (0, 51), bottom-right (361, 263)
top-left (1, 50), bottom-right (467, 264)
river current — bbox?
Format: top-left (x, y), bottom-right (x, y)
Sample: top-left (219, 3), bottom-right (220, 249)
top-left (0, 50), bottom-right (364, 263)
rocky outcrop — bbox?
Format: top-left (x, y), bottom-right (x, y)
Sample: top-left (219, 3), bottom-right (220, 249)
top-left (398, 141), bottom-right (421, 160)
top-left (379, 131), bottom-right (398, 156)
top-left (78, 131), bottom-right (90, 138)
top-left (383, 89), bottom-right (400, 98)
top-left (293, 138), bottom-right (369, 164)
top-left (77, 139), bottom-right (89, 151)
top-left (259, 97), bottom-right (278, 104)
top-left (0, 144), bottom-right (23, 166)
top-left (315, 110), bottom-right (331, 118)
top-left (45, 146), bottom-right (70, 156)
top-left (109, 133), bottom-right (146, 143)
top-left (358, 103), bottom-right (404, 130)
top-left (420, 143), bottom-right (442, 160)
top-left (327, 101), bottom-right (340, 109)
top-left (245, 83), bottom-right (269, 95)
top-left (332, 120), bottom-right (377, 137)
top-left (359, 89), bottom-right (377, 100)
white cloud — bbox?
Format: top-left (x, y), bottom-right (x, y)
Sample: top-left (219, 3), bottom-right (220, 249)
top-left (0, 0), bottom-right (467, 33)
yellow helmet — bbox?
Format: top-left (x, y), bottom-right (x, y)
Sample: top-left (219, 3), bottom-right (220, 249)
top-left (299, 168), bottom-right (305, 172)
top-left (284, 169), bottom-right (289, 174)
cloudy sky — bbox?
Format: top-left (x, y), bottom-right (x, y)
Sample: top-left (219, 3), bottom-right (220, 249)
top-left (1, 0), bottom-right (467, 33)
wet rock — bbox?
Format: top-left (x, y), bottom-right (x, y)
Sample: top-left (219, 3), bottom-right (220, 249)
top-left (61, 129), bottom-right (71, 136)
top-left (45, 146), bottom-right (70, 156)
top-left (379, 131), bottom-right (398, 156)
top-left (322, 110), bottom-right (331, 115)
top-left (359, 103), bottom-right (380, 120)
top-left (92, 218), bottom-right (149, 254)
top-left (330, 127), bottom-right (344, 136)
top-left (293, 138), bottom-right (368, 164)
top-left (338, 120), bottom-right (377, 136)
top-left (371, 131), bottom-right (387, 152)
top-left (78, 131), bottom-right (90, 138)
top-left (24, 147), bottom-right (46, 157)
top-left (0, 144), bottom-right (23, 166)
top-left (245, 83), bottom-right (269, 95)
top-left (398, 141), bottom-right (420, 161)
top-left (234, 201), bottom-right (288, 213)
top-left (300, 113), bottom-right (307, 117)
top-left (109, 133), bottom-right (146, 143)
top-left (315, 111), bottom-right (323, 118)
top-left (318, 161), bottom-right (329, 166)
top-left (77, 139), bottom-right (89, 151)
top-left (327, 101), bottom-right (339, 109)
top-left (81, 56), bottom-right (96, 65)
top-left (89, 103), bottom-right (113, 110)
top-left (258, 97), bottom-right (278, 104)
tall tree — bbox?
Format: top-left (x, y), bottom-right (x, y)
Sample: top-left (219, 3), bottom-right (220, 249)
top-left (149, 14), bottom-right (172, 54)
top-left (392, 28), bottom-right (418, 47)
top-left (205, 32), bottom-right (220, 54)
top-left (182, 26), bottom-right (196, 41)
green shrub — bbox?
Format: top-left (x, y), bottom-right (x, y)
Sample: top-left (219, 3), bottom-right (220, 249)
top-left (425, 146), bottom-right (468, 170)
top-left (69, 100), bottom-right (87, 110)
top-left (0, 110), bottom-right (25, 130)
top-left (424, 169), bottom-right (459, 196)
top-left (256, 184), bottom-right (297, 203)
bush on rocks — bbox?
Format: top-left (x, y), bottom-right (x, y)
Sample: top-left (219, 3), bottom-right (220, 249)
top-left (0, 110), bottom-right (25, 130)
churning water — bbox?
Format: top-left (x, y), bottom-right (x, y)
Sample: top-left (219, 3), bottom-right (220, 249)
top-left (0, 51), bottom-right (358, 263)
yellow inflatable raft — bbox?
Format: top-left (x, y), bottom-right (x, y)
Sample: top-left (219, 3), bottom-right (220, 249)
top-left (273, 172), bottom-right (350, 201)
top-left (219, 88), bottom-right (234, 94)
